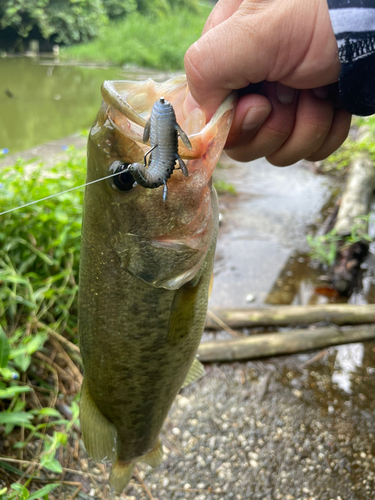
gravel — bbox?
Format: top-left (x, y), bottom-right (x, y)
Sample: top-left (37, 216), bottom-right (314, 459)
top-left (109, 345), bottom-right (375, 500)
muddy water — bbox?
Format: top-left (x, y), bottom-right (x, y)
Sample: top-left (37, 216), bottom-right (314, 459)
top-left (210, 155), bottom-right (375, 308)
top-left (210, 155), bottom-right (335, 309)
top-left (0, 58), bottom-right (125, 153)
top-left (0, 58), bottom-right (173, 154)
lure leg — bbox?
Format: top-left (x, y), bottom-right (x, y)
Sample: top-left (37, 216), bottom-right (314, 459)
top-left (176, 123), bottom-right (192, 150)
top-left (143, 144), bottom-right (158, 165)
top-left (163, 181), bottom-right (168, 202)
top-left (176, 155), bottom-right (189, 177)
top-left (143, 119), bottom-right (151, 143)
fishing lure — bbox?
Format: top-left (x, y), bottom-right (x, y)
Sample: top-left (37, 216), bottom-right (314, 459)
top-left (127, 97), bottom-right (192, 201)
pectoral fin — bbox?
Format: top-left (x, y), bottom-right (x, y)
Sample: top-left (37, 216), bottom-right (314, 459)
top-left (80, 379), bottom-right (117, 463)
top-left (167, 276), bottom-right (202, 346)
top-left (181, 358), bottom-right (205, 388)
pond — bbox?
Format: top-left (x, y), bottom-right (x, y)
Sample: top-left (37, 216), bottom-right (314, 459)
top-left (0, 57), bottom-right (154, 154)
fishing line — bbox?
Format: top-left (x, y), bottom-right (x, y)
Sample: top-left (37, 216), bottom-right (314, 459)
top-left (0, 170), bottom-right (125, 216)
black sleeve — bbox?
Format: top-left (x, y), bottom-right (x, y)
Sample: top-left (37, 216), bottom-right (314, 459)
top-left (328, 0), bottom-right (375, 115)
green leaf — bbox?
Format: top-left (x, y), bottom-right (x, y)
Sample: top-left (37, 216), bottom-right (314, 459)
top-left (0, 367), bottom-right (20, 381)
top-left (10, 483), bottom-right (29, 499)
top-left (0, 411), bottom-right (34, 425)
top-left (13, 441), bottom-right (27, 449)
top-left (34, 407), bottom-right (61, 418)
top-left (0, 327), bottom-right (10, 368)
top-left (40, 455), bottom-right (62, 474)
top-left (28, 483), bottom-right (60, 500)
top-left (25, 333), bottom-right (48, 355)
top-left (53, 431), bottom-right (68, 446)
top-left (0, 386), bottom-right (30, 399)
top-left (13, 354), bottom-right (31, 372)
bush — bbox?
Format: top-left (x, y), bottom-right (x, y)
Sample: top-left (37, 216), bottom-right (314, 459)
top-left (0, 0), bottom-right (107, 44)
top-left (105, 0), bottom-right (138, 19)
top-left (0, 0), bottom-right (202, 47)
top-left (61, 4), bottom-right (211, 69)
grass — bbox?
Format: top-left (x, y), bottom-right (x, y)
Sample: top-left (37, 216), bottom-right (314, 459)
top-left (322, 115), bottom-right (375, 174)
top-left (308, 114), bottom-right (375, 267)
top-left (0, 149), bottom-right (85, 499)
top-left (213, 179), bottom-right (237, 195)
top-left (307, 216), bottom-right (373, 268)
top-left (61, 5), bottom-right (212, 70)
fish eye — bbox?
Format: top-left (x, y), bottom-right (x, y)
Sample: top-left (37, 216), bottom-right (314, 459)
top-left (109, 161), bottom-right (135, 192)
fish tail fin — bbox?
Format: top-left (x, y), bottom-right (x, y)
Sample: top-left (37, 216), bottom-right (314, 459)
top-left (109, 461), bottom-right (136, 494)
top-left (80, 378), bottom-right (117, 463)
top-left (140, 438), bottom-right (164, 467)
top-left (109, 440), bottom-right (163, 493)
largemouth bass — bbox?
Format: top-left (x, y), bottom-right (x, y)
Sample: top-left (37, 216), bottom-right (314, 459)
top-left (79, 75), bottom-right (235, 493)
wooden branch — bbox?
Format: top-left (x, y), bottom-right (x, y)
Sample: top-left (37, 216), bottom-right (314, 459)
top-left (205, 304), bottom-right (375, 329)
top-left (198, 324), bottom-right (375, 362)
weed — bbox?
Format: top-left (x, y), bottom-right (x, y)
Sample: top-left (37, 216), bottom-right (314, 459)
top-left (307, 215), bottom-right (373, 267)
top-left (0, 148), bottom-right (84, 498)
top-left (214, 179), bottom-right (237, 195)
top-left (306, 230), bottom-right (341, 267)
top-left (323, 115), bottom-right (375, 173)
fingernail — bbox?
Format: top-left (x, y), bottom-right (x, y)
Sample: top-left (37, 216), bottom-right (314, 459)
top-left (312, 86), bottom-right (329, 99)
top-left (242, 106), bottom-right (271, 131)
top-left (276, 83), bottom-right (296, 104)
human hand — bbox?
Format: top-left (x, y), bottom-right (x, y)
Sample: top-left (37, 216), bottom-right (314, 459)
top-left (184, 0), bottom-right (352, 166)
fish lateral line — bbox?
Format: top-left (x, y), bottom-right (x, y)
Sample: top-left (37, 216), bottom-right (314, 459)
top-left (0, 170), bottom-right (126, 216)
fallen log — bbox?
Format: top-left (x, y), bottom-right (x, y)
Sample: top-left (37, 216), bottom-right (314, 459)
top-left (205, 304), bottom-right (375, 329)
top-left (198, 324), bottom-right (375, 362)
top-left (332, 152), bottom-right (375, 294)
top-left (334, 153), bottom-right (375, 236)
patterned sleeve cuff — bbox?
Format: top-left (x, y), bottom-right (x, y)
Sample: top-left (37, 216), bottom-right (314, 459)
top-left (328, 1), bottom-right (375, 115)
